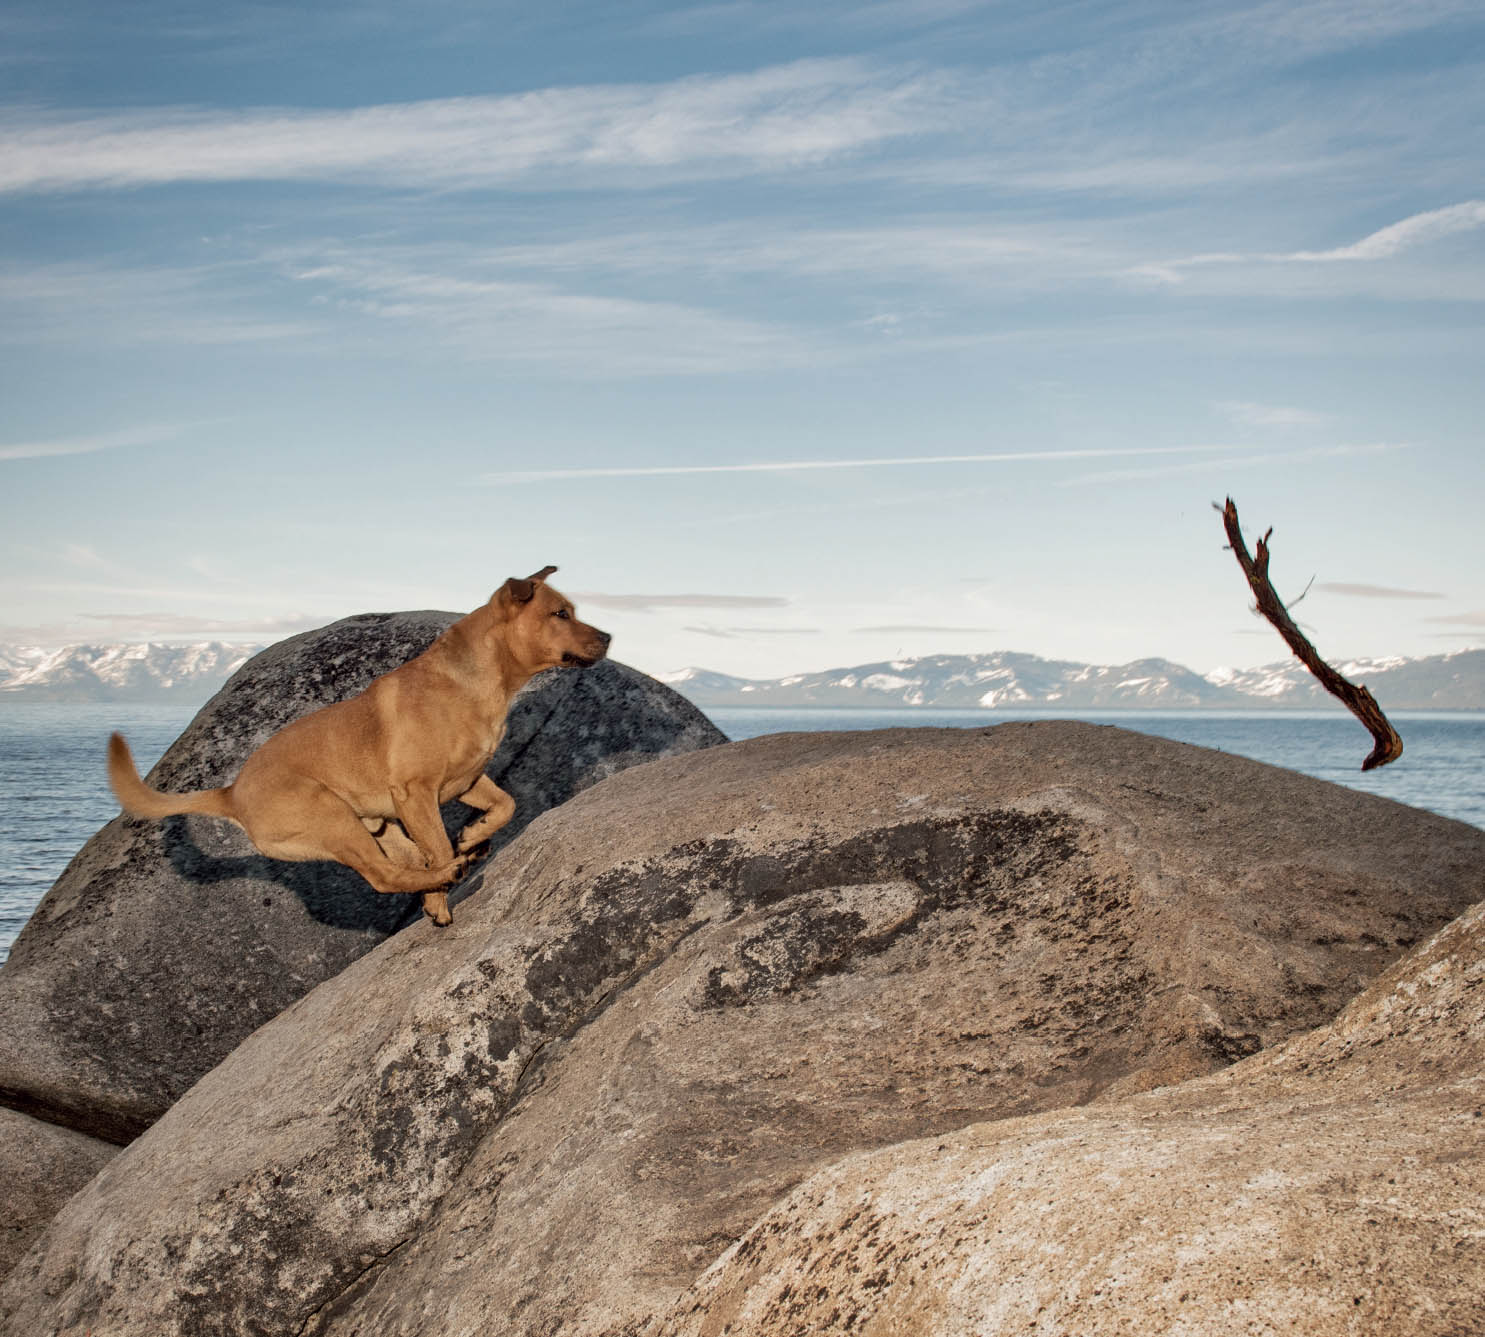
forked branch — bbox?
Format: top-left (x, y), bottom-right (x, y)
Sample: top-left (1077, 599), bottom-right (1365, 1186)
top-left (1217, 497), bottom-right (1402, 771)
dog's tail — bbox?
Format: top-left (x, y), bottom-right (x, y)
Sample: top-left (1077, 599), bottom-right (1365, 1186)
top-left (107, 732), bottom-right (234, 821)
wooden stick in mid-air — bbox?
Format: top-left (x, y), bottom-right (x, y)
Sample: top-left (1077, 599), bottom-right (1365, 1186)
top-left (1217, 497), bottom-right (1403, 772)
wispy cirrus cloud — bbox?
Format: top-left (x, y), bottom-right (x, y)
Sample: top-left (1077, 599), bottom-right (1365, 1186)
top-left (0, 248), bottom-right (813, 371)
top-left (1217, 401), bottom-right (1331, 428)
top-left (283, 251), bottom-right (814, 374)
top-left (0, 260), bottom-right (321, 346)
top-left (683, 623), bottom-right (820, 638)
top-left (1315, 582), bottom-right (1444, 600)
top-left (854, 623), bottom-right (1001, 634)
top-left (0, 610), bottom-right (317, 647)
top-left (76, 611), bottom-right (320, 637)
top-left (0, 421), bottom-right (195, 462)
top-left (0, 59), bottom-right (962, 195)
top-left (1135, 201), bottom-right (1485, 283)
top-left (1426, 610), bottom-right (1485, 627)
top-left (1061, 441), bottom-right (1407, 487)
top-left (439, 221), bottom-right (1092, 282)
top-left (642, 0), bottom-right (995, 39)
top-left (573, 592), bottom-right (789, 613)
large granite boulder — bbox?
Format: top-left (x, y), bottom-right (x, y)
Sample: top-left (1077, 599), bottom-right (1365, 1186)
top-left (0, 612), bottom-right (723, 1144)
top-left (649, 890), bottom-right (1485, 1336)
top-left (2, 723), bottom-right (1481, 1336)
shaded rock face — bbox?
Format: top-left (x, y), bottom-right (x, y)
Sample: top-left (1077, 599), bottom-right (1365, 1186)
top-left (649, 895), bottom-right (1485, 1337)
top-left (0, 611), bottom-right (723, 1144)
top-left (2, 723), bottom-right (1482, 1337)
top-left (0, 1109), bottom-right (116, 1284)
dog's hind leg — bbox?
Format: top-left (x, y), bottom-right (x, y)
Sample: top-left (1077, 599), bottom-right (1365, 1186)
top-left (246, 784), bottom-right (463, 901)
top-left (452, 774), bottom-right (517, 854)
top-left (363, 817), bottom-right (427, 868)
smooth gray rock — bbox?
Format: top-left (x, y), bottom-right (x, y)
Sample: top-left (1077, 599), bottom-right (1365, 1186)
top-left (0, 1109), bottom-right (116, 1284)
top-left (3, 723), bottom-right (1481, 1337)
top-left (0, 611), bottom-right (722, 1145)
top-left (647, 897), bottom-right (1485, 1337)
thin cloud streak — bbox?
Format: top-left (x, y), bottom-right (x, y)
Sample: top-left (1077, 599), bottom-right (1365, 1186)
top-left (283, 252), bottom-right (814, 374)
top-left (440, 222), bottom-right (1093, 282)
top-left (0, 422), bottom-right (194, 462)
top-left (0, 60), bottom-right (961, 195)
top-left (0, 612), bottom-right (310, 646)
top-left (1316, 583), bottom-right (1444, 600)
top-left (75, 611), bottom-right (322, 635)
top-left (0, 577), bottom-right (318, 609)
top-left (1136, 201), bottom-right (1485, 283)
top-left (681, 623), bottom-right (820, 638)
top-left (485, 445), bottom-right (1230, 485)
top-left (0, 260), bottom-right (323, 347)
top-left (855, 624), bottom-right (1001, 634)
top-left (571, 592), bottom-right (789, 612)
top-left (1061, 442), bottom-right (1407, 487)
top-left (1217, 400), bottom-right (1331, 428)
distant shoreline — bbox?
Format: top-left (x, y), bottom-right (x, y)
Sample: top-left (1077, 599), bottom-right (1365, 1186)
top-left (8, 644), bottom-right (1482, 711)
top-left (702, 704), bottom-right (1485, 717)
top-left (7, 699), bottom-right (1483, 717)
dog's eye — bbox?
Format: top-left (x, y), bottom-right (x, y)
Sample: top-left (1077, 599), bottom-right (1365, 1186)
top-left (554, 608), bottom-right (571, 620)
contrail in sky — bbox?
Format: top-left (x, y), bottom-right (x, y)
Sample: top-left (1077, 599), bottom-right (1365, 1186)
top-left (483, 444), bottom-right (1237, 484)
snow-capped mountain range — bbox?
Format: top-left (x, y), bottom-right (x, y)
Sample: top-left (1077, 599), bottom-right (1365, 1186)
top-left (1, 642), bottom-right (1481, 710)
top-left (0, 642), bottom-right (263, 702)
top-left (660, 648), bottom-right (1485, 712)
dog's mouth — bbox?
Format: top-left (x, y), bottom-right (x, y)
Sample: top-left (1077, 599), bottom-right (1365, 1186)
top-left (561, 650), bottom-right (601, 667)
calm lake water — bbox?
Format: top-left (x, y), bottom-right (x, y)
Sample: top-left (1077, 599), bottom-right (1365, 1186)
top-left (2, 701), bottom-right (1482, 963)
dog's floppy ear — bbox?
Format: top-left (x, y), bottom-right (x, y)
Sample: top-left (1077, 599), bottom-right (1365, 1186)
top-left (496, 576), bottom-right (538, 607)
top-left (494, 566), bottom-right (557, 609)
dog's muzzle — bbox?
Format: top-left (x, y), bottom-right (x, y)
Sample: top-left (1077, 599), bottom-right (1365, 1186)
top-left (563, 629), bottom-right (611, 667)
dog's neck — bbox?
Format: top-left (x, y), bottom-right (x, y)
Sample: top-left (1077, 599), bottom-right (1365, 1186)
top-left (437, 604), bottom-right (540, 713)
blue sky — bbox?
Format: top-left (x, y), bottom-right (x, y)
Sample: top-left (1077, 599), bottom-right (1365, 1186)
top-left (2, 0), bottom-right (1482, 679)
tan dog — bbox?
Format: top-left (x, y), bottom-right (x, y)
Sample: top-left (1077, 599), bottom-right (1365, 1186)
top-left (107, 567), bottom-right (609, 926)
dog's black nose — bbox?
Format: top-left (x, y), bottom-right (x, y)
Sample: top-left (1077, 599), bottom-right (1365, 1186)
top-left (596, 630), bottom-right (612, 647)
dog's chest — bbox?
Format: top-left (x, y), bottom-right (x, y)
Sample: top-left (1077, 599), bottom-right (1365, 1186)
top-left (447, 721), bottom-right (507, 782)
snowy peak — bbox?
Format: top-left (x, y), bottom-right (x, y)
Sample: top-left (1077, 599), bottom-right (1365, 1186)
top-left (5, 642), bottom-right (1483, 709)
top-left (663, 651), bottom-right (1250, 710)
top-left (665, 649), bottom-right (1485, 711)
top-left (0, 642), bottom-right (263, 702)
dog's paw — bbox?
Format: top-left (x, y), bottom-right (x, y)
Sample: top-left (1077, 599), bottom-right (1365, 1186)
top-left (453, 842), bottom-right (491, 874)
top-left (456, 832), bottom-right (494, 858)
top-left (421, 891), bottom-right (453, 927)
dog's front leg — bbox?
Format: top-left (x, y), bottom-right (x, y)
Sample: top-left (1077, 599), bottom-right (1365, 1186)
top-left (392, 782), bottom-right (460, 926)
top-left (453, 774), bottom-right (517, 853)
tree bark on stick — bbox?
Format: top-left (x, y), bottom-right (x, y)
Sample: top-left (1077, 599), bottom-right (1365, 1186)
top-left (1217, 497), bottom-right (1403, 772)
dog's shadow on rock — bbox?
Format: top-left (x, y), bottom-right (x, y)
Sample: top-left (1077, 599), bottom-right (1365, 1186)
top-left (160, 815), bottom-right (424, 934)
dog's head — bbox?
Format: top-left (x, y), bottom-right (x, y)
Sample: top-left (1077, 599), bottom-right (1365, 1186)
top-left (494, 566), bottom-right (611, 673)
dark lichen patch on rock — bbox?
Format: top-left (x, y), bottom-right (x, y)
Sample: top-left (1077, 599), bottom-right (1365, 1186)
top-left (702, 904), bottom-right (877, 1007)
top-left (515, 809), bottom-right (1084, 1024)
